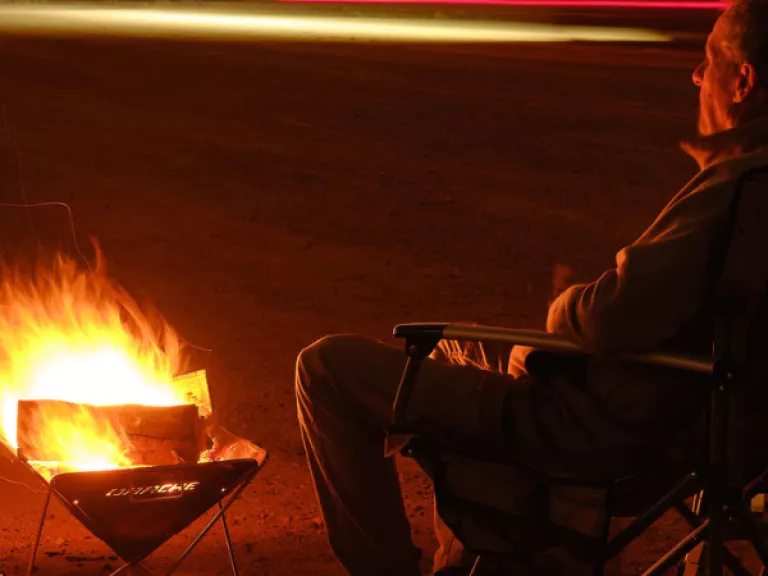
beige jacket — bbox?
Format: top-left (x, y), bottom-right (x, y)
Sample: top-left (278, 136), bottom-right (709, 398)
top-left (547, 117), bottom-right (768, 356)
top-left (509, 117), bottom-right (768, 478)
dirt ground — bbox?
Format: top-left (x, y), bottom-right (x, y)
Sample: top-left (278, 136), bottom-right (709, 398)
top-left (0, 24), bottom-right (733, 575)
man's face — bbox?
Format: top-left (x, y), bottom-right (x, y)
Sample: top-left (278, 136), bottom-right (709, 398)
top-left (692, 15), bottom-right (741, 136)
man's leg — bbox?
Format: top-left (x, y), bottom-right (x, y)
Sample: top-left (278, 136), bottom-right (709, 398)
top-left (296, 334), bottom-right (513, 576)
top-left (433, 504), bottom-right (477, 573)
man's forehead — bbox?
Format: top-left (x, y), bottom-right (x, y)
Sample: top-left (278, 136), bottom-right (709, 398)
top-left (707, 13), bottom-right (734, 56)
top-left (712, 12), bottom-right (730, 42)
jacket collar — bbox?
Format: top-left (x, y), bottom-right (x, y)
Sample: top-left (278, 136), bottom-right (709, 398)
top-left (681, 116), bottom-right (768, 170)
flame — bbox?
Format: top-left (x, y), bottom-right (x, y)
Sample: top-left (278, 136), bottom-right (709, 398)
top-left (432, 339), bottom-right (509, 374)
top-left (0, 251), bottom-right (191, 481)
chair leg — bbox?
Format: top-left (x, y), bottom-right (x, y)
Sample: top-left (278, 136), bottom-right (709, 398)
top-left (468, 556), bottom-right (485, 576)
top-left (606, 472), bottom-right (700, 559)
top-left (602, 518), bottom-right (629, 576)
top-left (679, 492), bottom-right (705, 576)
top-left (708, 502), bottom-right (724, 576)
top-left (642, 521), bottom-right (709, 576)
top-left (724, 549), bottom-right (757, 576)
top-left (675, 492), bottom-right (752, 576)
top-left (468, 556), bottom-right (517, 576)
top-left (735, 500), bottom-right (768, 569)
top-left (681, 542), bottom-right (706, 576)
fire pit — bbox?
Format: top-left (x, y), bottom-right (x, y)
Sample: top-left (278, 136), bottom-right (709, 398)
top-left (23, 456), bottom-right (265, 576)
top-left (0, 254), bottom-right (268, 576)
top-left (17, 374), bottom-right (268, 576)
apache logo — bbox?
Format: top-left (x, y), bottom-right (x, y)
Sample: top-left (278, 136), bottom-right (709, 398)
top-left (105, 481), bottom-right (201, 499)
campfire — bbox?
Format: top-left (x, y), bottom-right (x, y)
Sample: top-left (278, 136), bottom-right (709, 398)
top-left (0, 252), bottom-right (266, 576)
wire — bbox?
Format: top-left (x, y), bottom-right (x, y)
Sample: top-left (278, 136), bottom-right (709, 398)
top-left (1, 98), bottom-right (93, 271)
top-left (0, 473), bottom-right (48, 495)
top-left (0, 201), bottom-right (93, 272)
top-left (1, 99), bottom-right (37, 240)
top-left (0, 100), bottom-right (212, 354)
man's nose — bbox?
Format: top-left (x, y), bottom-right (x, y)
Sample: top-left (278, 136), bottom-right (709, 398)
top-left (692, 62), bottom-right (704, 86)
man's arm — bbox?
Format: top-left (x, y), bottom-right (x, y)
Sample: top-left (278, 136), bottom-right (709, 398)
top-left (545, 187), bottom-right (729, 354)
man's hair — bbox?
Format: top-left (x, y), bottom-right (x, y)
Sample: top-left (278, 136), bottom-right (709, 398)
top-left (723, 0), bottom-right (768, 88)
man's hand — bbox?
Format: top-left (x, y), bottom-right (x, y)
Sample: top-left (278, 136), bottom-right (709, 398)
top-left (549, 263), bottom-right (574, 307)
top-left (507, 344), bottom-right (532, 377)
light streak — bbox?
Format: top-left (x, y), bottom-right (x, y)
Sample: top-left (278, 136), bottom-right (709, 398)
top-left (0, 5), bottom-right (673, 43)
top-left (282, 0), bottom-right (726, 7)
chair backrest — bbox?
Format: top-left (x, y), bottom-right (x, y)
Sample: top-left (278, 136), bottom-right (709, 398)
top-left (714, 166), bottom-right (768, 390)
top-left (711, 166), bottom-right (768, 488)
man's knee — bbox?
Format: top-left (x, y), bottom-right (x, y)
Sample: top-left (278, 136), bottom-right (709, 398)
top-left (295, 334), bottom-right (366, 400)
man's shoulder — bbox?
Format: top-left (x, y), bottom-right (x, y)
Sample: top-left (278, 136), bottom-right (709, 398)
top-left (670, 148), bottom-right (768, 210)
top-left (698, 147), bottom-right (768, 189)
top-left (636, 151), bottom-right (768, 245)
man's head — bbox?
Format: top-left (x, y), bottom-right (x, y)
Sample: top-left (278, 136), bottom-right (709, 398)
top-left (693, 0), bottom-right (768, 136)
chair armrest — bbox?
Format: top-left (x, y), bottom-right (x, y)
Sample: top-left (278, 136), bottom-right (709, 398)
top-left (394, 322), bottom-right (713, 374)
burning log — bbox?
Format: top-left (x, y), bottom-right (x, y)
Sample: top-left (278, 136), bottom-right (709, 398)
top-left (17, 400), bottom-right (206, 468)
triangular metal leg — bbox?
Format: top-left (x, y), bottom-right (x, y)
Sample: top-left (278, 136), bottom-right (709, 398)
top-left (26, 484), bottom-right (53, 576)
top-left (218, 501), bottom-right (239, 576)
top-left (27, 469), bottom-right (256, 576)
top-left (163, 473), bottom-right (254, 576)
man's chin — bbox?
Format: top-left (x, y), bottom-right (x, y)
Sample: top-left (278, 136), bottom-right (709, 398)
top-left (696, 108), bottom-right (714, 137)
top-left (696, 119), bottom-right (713, 138)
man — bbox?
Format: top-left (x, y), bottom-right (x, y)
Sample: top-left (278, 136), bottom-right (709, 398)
top-left (296, 2), bottom-right (768, 575)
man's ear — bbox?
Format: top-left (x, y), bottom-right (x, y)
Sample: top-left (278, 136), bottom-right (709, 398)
top-left (734, 61), bottom-right (759, 103)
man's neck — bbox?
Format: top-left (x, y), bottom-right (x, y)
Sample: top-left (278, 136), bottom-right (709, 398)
top-left (682, 115), bottom-right (768, 170)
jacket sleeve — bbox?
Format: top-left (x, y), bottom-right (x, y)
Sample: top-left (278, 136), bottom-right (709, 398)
top-left (545, 185), bottom-right (729, 353)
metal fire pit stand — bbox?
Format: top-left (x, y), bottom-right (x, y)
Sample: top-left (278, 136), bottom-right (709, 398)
top-left (24, 459), bottom-right (266, 576)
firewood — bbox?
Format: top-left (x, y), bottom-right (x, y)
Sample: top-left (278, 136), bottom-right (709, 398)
top-left (17, 400), bottom-right (205, 467)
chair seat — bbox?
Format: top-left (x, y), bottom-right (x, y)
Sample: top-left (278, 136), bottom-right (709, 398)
top-left (407, 439), bottom-right (698, 520)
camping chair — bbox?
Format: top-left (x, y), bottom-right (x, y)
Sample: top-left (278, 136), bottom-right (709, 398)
top-left (387, 166), bottom-right (768, 576)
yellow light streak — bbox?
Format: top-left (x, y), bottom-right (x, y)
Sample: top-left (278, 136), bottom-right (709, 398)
top-left (0, 5), bottom-right (672, 43)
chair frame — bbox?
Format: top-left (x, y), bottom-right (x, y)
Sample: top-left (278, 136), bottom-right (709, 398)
top-left (389, 323), bottom-right (768, 576)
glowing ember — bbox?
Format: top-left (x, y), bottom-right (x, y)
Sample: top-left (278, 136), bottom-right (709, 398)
top-left (0, 252), bottom-right (200, 481)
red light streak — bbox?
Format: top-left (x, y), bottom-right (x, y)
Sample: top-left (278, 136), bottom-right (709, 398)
top-left (280, 0), bottom-right (726, 8)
